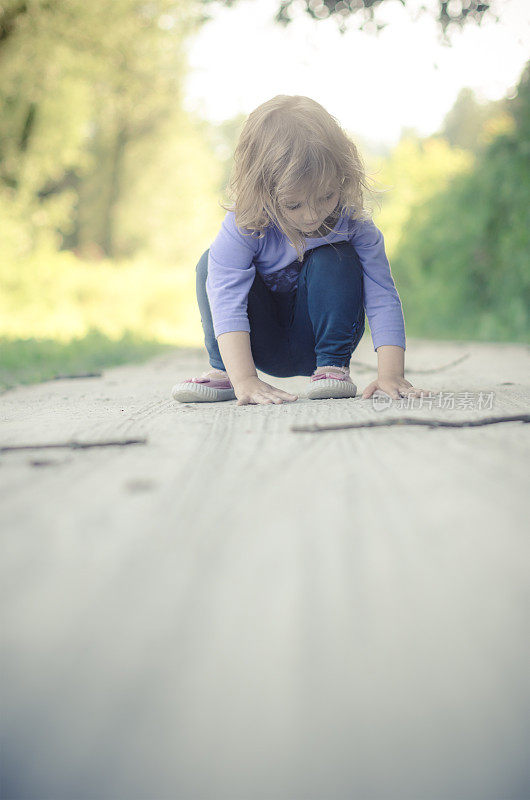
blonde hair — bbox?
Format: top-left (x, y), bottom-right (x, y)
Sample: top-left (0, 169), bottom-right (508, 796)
top-left (220, 95), bottom-right (383, 262)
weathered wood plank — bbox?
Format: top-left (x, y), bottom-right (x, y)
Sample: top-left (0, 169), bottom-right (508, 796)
top-left (1, 338), bottom-right (529, 799)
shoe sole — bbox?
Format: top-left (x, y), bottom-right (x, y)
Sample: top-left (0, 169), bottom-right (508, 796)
top-left (171, 383), bottom-right (236, 403)
top-left (307, 378), bottom-right (357, 400)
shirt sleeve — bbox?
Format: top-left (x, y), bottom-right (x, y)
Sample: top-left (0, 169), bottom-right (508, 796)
top-left (347, 218), bottom-right (406, 352)
top-left (206, 212), bottom-right (260, 338)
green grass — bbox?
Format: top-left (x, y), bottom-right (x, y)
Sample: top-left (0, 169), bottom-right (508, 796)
top-left (0, 328), bottom-right (177, 393)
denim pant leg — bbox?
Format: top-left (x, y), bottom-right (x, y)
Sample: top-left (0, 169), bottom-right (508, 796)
top-left (247, 277), bottom-right (296, 378)
top-left (195, 249), bottom-right (225, 370)
top-left (288, 241), bottom-right (365, 375)
top-left (195, 249), bottom-right (293, 376)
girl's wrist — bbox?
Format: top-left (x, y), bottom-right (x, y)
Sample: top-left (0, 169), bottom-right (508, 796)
top-left (376, 345), bottom-right (405, 378)
top-left (378, 371), bottom-right (404, 380)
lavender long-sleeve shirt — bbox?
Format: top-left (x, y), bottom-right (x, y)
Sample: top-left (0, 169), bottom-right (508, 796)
top-left (206, 208), bottom-right (406, 352)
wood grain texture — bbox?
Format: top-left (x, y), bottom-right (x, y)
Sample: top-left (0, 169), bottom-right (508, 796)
top-left (1, 338), bottom-right (529, 800)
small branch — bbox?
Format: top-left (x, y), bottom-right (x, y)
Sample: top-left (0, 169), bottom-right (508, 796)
top-left (352, 353), bottom-right (470, 374)
top-left (49, 372), bottom-right (102, 380)
top-left (290, 414), bottom-right (530, 433)
top-left (0, 438), bottom-right (147, 452)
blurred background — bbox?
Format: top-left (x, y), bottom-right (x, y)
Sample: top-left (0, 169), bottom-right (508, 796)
top-left (1, 0), bottom-right (528, 392)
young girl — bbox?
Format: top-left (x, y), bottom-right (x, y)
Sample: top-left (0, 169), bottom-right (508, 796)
top-left (172, 95), bottom-right (428, 406)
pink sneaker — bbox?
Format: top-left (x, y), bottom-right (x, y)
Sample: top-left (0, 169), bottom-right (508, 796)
top-left (171, 372), bottom-right (236, 403)
top-left (307, 368), bottom-right (357, 400)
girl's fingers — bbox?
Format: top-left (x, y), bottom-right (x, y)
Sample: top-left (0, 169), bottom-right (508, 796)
top-left (362, 384), bottom-right (376, 398)
top-left (238, 393), bottom-right (296, 405)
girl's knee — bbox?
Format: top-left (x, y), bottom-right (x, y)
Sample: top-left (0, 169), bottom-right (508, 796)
top-left (307, 242), bottom-right (361, 274)
top-left (305, 243), bottom-right (363, 292)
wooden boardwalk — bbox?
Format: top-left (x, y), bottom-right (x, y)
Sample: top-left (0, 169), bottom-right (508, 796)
top-left (1, 337), bottom-right (529, 799)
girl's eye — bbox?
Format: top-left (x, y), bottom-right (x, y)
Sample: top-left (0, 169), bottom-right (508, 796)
top-left (286, 192), bottom-right (335, 211)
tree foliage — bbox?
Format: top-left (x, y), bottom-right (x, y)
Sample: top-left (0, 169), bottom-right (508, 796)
top-left (439, 87), bottom-right (512, 150)
top-left (202, 0), bottom-right (500, 41)
top-left (0, 0), bottom-right (222, 262)
top-left (381, 62), bottom-right (530, 343)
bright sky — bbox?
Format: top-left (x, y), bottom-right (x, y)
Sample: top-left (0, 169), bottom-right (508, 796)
top-left (182, 0), bottom-right (530, 148)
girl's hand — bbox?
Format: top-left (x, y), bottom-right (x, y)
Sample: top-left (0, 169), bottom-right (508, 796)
top-left (234, 376), bottom-right (298, 405)
top-left (361, 376), bottom-right (430, 400)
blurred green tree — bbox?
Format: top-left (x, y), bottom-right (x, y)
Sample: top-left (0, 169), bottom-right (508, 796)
top-left (438, 87), bottom-right (512, 151)
top-left (386, 61), bottom-right (530, 343)
top-left (0, 0), bottom-right (222, 263)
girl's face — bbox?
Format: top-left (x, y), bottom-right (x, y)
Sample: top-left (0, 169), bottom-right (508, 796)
top-left (280, 183), bottom-right (341, 236)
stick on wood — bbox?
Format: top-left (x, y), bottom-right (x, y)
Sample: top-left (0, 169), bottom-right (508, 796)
top-left (0, 438), bottom-right (147, 453)
top-left (290, 414), bottom-right (530, 433)
top-left (50, 372), bottom-right (103, 380)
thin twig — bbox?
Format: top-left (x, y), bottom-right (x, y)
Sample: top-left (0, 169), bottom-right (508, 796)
top-left (352, 353), bottom-right (470, 374)
top-left (290, 413), bottom-right (530, 433)
top-left (49, 372), bottom-right (102, 380)
top-left (0, 438), bottom-right (147, 453)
